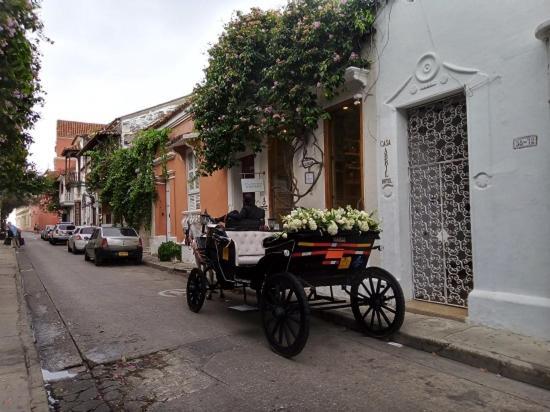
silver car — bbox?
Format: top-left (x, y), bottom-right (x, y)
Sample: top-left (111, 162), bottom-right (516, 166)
top-left (67, 226), bottom-right (96, 254)
top-left (84, 226), bottom-right (143, 266)
top-left (49, 223), bottom-right (75, 245)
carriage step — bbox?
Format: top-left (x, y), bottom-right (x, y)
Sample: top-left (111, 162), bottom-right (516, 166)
top-left (228, 304), bottom-right (259, 312)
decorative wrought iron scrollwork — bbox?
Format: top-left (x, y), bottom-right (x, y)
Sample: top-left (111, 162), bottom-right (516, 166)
top-left (408, 95), bottom-right (473, 307)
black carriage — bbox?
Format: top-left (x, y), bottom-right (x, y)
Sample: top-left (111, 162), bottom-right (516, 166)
top-left (186, 217), bottom-right (405, 358)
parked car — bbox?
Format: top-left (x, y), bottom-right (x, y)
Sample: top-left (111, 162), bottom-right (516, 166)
top-left (41, 225), bottom-right (55, 241)
top-left (49, 223), bottom-right (75, 245)
top-left (84, 226), bottom-right (143, 266)
top-left (67, 226), bottom-right (96, 254)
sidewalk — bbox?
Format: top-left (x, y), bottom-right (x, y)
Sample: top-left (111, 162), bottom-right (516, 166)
top-left (316, 305), bottom-right (550, 390)
top-left (0, 245), bottom-right (48, 412)
top-left (142, 251), bottom-right (193, 274)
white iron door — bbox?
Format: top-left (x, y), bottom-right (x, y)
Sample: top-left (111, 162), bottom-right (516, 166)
top-left (407, 94), bottom-right (473, 307)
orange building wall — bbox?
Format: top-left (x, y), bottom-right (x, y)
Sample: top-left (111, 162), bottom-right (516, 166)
top-left (199, 171), bottom-right (228, 218)
top-left (32, 206), bottom-right (59, 229)
top-left (19, 205), bottom-right (59, 231)
top-left (152, 115), bottom-right (229, 241)
top-left (154, 152), bottom-right (188, 242)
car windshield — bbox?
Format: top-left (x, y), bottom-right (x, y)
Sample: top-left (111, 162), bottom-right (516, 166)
top-left (102, 227), bottom-right (137, 237)
top-left (59, 224), bottom-right (75, 230)
top-left (80, 227), bottom-right (95, 234)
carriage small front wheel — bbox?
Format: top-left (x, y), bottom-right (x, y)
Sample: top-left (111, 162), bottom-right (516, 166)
top-left (350, 267), bottom-right (405, 338)
top-left (260, 272), bottom-right (310, 358)
top-left (187, 268), bottom-right (207, 313)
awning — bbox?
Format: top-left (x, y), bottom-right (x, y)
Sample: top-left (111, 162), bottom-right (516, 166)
top-left (168, 132), bottom-right (198, 156)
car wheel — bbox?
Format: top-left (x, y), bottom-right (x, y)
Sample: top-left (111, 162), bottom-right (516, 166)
top-left (84, 250), bottom-right (90, 261)
top-left (94, 252), bottom-right (103, 266)
top-left (134, 254), bottom-right (142, 265)
top-left (67, 243), bottom-right (72, 253)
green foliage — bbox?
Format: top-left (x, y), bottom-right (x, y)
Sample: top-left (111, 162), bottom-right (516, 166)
top-left (87, 129), bottom-right (169, 229)
top-left (158, 241), bottom-right (181, 262)
top-left (192, 0), bottom-right (375, 175)
top-left (38, 173), bottom-right (62, 214)
top-left (0, 0), bottom-right (48, 194)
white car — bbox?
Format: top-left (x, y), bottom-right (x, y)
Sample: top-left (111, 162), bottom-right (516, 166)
top-left (49, 223), bottom-right (75, 245)
top-left (67, 226), bottom-right (96, 253)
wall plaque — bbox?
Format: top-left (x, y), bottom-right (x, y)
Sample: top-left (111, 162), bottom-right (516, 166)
top-left (513, 135), bottom-right (537, 150)
top-left (241, 178), bottom-right (265, 192)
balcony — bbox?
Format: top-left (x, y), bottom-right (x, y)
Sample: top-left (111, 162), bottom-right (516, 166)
top-left (65, 171), bottom-right (80, 187)
top-left (60, 190), bottom-right (74, 206)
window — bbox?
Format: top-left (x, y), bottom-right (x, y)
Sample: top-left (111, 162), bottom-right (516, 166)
top-left (102, 227), bottom-right (137, 237)
top-left (58, 224), bottom-right (75, 231)
top-left (80, 227), bottom-right (95, 235)
top-left (187, 151), bottom-right (200, 211)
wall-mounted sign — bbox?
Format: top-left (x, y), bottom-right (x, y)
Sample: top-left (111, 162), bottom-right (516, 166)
top-left (241, 178), bottom-right (265, 192)
top-left (380, 139), bottom-right (393, 198)
top-left (513, 135), bottom-right (537, 150)
top-left (305, 172), bottom-right (314, 184)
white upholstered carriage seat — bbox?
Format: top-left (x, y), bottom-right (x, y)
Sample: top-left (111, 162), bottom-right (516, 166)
top-left (226, 231), bottom-right (273, 266)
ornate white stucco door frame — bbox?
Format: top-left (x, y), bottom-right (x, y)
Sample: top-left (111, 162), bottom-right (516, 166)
top-left (378, 51), bottom-right (490, 302)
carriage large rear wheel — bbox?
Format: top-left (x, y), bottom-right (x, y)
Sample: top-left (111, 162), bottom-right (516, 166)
top-left (187, 268), bottom-right (207, 313)
top-left (350, 267), bottom-right (405, 338)
top-left (260, 272), bottom-right (310, 358)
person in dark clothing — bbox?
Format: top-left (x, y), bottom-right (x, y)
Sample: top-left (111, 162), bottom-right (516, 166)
top-left (217, 193), bottom-right (265, 229)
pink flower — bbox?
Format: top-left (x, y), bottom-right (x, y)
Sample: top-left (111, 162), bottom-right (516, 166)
top-left (312, 21), bottom-right (321, 29)
top-left (349, 52), bottom-right (359, 61)
top-left (333, 53), bottom-right (341, 62)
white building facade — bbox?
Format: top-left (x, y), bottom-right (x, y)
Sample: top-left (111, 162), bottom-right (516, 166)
top-left (230, 0), bottom-right (550, 341)
top-left (372, 0), bottom-right (550, 340)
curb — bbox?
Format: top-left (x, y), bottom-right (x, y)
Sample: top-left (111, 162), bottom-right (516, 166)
top-left (13, 249), bottom-right (49, 412)
top-left (143, 259), bottom-right (188, 275)
top-left (313, 308), bottom-right (550, 390)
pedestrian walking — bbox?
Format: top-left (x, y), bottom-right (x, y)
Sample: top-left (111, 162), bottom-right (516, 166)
top-left (7, 222), bottom-right (20, 248)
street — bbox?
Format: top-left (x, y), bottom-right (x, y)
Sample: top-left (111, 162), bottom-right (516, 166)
top-left (17, 234), bottom-right (550, 411)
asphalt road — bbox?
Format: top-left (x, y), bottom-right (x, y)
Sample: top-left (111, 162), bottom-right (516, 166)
top-left (17, 234), bottom-right (550, 411)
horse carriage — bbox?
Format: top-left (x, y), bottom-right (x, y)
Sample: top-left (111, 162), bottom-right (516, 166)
top-left (186, 214), bottom-right (405, 358)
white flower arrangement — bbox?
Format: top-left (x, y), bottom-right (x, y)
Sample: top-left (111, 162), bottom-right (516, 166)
top-left (281, 206), bottom-right (380, 235)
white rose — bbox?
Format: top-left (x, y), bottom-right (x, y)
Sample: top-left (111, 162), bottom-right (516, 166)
top-left (327, 222), bottom-right (338, 235)
top-left (359, 221), bottom-right (369, 232)
top-left (308, 219), bottom-right (317, 231)
top-left (343, 220), bottom-right (353, 230)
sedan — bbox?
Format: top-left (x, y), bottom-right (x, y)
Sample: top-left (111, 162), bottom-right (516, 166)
top-left (41, 225), bottom-right (55, 241)
top-left (67, 226), bottom-right (96, 254)
top-left (49, 223), bottom-right (75, 245)
top-left (84, 226), bottom-right (143, 266)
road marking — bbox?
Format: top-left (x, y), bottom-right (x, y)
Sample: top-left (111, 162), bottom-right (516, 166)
top-left (158, 288), bottom-right (186, 298)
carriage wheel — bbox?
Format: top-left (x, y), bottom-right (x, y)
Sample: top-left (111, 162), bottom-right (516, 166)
top-left (187, 268), bottom-right (207, 313)
top-left (260, 272), bottom-right (310, 358)
top-left (350, 267), bottom-right (405, 338)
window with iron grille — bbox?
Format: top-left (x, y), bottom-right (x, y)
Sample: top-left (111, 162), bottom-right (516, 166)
top-left (187, 151), bottom-right (200, 211)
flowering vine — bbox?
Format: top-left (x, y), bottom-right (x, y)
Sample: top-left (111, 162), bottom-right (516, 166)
top-left (192, 0), bottom-right (376, 206)
top-left (86, 129), bottom-right (169, 229)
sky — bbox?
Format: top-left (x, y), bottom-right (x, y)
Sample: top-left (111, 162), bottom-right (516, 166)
top-left (29, 0), bottom-right (286, 172)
